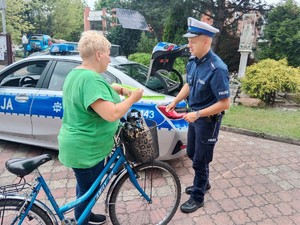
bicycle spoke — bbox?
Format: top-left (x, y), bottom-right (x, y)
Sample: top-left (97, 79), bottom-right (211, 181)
top-left (109, 161), bottom-right (181, 225)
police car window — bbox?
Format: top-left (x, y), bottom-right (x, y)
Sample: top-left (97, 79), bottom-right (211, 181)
top-left (112, 64), bottom-right (165, 91)
top-left (49, 61), bottom-right (79, 91)
top-left (0, 61), bottom-right (48, 88)
top-left (102, 72), bottom-right (119, 85)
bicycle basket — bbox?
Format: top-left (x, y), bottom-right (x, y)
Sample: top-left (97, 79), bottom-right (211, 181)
top-left (123, 119), bottom-right (159, 163)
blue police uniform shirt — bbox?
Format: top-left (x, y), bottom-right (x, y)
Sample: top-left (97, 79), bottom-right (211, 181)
top-left (186, 50), bottom-right (230, 110)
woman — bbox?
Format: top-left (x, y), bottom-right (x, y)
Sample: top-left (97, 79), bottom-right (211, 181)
top-left (58, 30), bottom-right (143, 225)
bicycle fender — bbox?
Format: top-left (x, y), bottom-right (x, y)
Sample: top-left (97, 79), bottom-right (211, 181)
top-left (104, 168), bottom-right (128, 213)
top-left (0, 195), bottom-right (58, 225)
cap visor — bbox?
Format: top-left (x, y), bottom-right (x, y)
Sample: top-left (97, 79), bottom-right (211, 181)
top-left (183, 32), bottom-right (198, 38)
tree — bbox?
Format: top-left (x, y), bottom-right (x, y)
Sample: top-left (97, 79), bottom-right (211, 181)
top-left (162, 1), bottom-right (193, 45)
top-left (188, 0), bottom-right (271, 50)
top-left (121, 0), bottom-right (174, 41)
top-left (51, 0), bottom-right (84, 40)
top-left (93, 0), bottom-right (272, 72)
top-left (4, 0), bottom-right (34, 44)
top-left (126, 0), bottom-right (270, 72)
top-left (257, 0), bottom-right (300, 67)
top-left (106, 26), bottom-right (141, 56)
top-left (94, 0), bottom-right (125, 9)
top-left (136, 32), bottom-right (158, 54)
top-left (23, 0), bottom-right (84, 41)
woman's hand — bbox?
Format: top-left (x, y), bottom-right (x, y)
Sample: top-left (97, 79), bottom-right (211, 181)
top-left (129, 89), bottom-right (143, 102)
top-left (91, 88), bottom-right (144, 122)
top-left (122, 88), bottom-right (132, 97)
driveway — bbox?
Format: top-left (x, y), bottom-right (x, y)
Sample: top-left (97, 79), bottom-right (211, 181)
top-left (0, 130), bottom-right (299, 225)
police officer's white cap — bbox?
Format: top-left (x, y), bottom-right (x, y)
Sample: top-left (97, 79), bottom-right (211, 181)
top-left (183, 17), bottom-right (219, 38)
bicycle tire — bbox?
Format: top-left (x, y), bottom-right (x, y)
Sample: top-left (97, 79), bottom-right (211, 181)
top-left (0, 198), bottom-right (53, 225)
top-left (109, 160), bottom-right (181, 225)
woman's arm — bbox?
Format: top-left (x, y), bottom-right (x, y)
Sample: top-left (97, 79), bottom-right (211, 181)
top-left (90, 89), bottom-right (143, 122)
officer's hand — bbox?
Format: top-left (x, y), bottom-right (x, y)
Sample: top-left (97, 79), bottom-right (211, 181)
top-left (183, 112), bottom-right (198, 123)
top-left (166, 102), bottom-right (176, 112)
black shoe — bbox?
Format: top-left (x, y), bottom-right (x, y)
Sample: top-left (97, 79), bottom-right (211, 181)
top-left (185, 182), bottom-right (211, 195)
top-left (89, 212), bottom-right (106, 225)
top-left (180, 198), bottom-right (204, 213)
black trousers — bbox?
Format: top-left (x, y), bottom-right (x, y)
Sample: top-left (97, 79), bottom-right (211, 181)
top-left (187, 115), bottom-right (222, 202)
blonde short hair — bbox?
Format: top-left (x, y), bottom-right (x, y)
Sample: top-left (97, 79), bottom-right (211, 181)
top-left (78, 30), bottom-right (111, 59)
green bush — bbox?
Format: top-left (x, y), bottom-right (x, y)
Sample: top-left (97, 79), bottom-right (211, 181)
top-left (128, 53), bottom-right (151, 67)
top-left (173, 57), bottom-right (187, 76)
top-left (241, 58), bottom-right (300, 104)
top-left (15, 50), bottom-right (23, 58)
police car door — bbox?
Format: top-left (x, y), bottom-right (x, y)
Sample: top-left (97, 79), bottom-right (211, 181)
top-left (31, 60), bottom-right (80, 148)
top-left (0, 60), bottom-right (51, 139)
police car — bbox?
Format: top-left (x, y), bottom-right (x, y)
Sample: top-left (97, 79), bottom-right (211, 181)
top-left (0, 48), bottom-right (189, 160)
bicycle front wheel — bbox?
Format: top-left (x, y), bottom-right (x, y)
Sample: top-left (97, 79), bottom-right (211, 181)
top-left (0, 198), bottom-right (53, 225)
top-left (109, 160), bottom-right (181, 225)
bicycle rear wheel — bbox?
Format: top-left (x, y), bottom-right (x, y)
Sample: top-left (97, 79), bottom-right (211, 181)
top-left (0, 198), bottom-right (53, 225)
top-left (109, 160), bottom-right (181, 225)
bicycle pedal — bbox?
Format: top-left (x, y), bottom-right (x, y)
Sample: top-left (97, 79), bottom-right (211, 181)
top-left (61, 218), bottom-right (77, 225)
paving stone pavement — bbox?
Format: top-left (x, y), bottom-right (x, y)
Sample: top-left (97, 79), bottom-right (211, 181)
top-left (0, 130), bottom-right (299, 225)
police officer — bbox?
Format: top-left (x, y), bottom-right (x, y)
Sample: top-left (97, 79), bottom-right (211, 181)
top-left (166, 17), bottom-right (230, 213)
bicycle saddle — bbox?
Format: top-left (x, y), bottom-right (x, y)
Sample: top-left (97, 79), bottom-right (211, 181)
top-left (5, 154), bottom-right (52, 177)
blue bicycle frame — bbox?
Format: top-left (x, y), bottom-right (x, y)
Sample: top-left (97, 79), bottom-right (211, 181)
top-left (16, 145), bottom-right (151, 225)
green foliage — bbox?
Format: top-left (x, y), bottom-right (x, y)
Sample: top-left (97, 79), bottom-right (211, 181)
top-left (173, 58), bottom-right (188, 76)
top-left (78, 0), bottom-right (272, 64)
top-left (6, 0), bottom-right (84, 43)
top-left (51, 0), bottom-right (84, 41)
top-left (136, 32), bottom-right (158, 54)
top-left (4, 0), bottom-right (34, 44)
top-left (258, 0), bottom-right (300, 67)
top-left (15, 49), bottom-right (23, 58)
top-left (107, 26), bottom-right (141, 56)
top-left (128, 53), bottom-right (151, 67)
top-left (241, 59), bottom-right (300, 104)
top-left (126, 0), bottom-right (174, 41)
top-left (162, 3), bottom-right (189, 45)
top-left (94, 0), bottom-right (124, 9)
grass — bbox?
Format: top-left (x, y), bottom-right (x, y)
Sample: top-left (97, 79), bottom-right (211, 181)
top-left (222, 105), bottom-right (300, 141)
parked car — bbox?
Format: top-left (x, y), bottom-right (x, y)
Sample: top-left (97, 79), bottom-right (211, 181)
top-left (26, 34), bottom-right (52, 54)
top-left (0, 55), bottom-right (188, 160)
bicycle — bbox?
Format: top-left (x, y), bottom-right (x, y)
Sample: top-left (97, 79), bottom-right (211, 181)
top-left (0, 113), bottom-right (181, 225)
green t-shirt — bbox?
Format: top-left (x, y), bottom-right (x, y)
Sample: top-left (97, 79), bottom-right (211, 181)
top-left (58, 69), bottom-right (121, 168)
